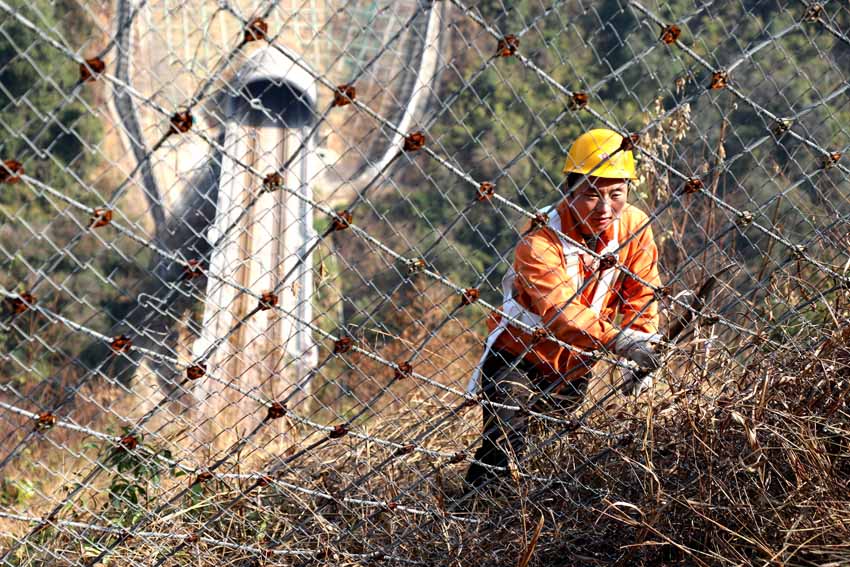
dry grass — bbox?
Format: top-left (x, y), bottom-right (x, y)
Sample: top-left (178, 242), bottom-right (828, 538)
top-left (3, 302), bottom-right (848, 566)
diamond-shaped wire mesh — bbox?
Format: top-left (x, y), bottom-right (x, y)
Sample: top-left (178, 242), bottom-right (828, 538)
top-left (1, 0), bottom-right (849, 565)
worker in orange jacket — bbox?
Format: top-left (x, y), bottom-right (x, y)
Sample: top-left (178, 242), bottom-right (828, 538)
top-left (464, 128), bottom-right (662, 490)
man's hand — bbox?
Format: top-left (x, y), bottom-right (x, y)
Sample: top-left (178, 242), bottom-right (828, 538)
top-left (611, 328), bottom-right (662, 370)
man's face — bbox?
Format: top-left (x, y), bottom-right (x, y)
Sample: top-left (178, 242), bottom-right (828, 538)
top-left (565, 176), bottom-right (629, 235)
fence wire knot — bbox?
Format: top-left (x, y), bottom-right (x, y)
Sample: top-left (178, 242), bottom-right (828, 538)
top-left (802, 3), bottom-right (823, 22)
top-left (193, 471), bottom-right (214, 485)
top-left (329, 424), bottom-right (349, 439)
top-left (265, 402), bottom-right (287, 421)
top-left (683, 178), bottom-right (704, 194)
top-left (79, 57), bottom-right (105, 82)
top-left (35, 412), bottom-right (56, 431)
top-left (243, 18), bottom-right (268, 42)
top-left (110, 335), bottom-right (132, 353)
top-left (496, 34), bottom-right (519, 57)
top-left (393, 361), bottom-right (412, 380)
top-left (569, 92), bottom-right (589, 110)
top-left (460, 287), bottom-right (480, 306)
top-left (0, 159), bottom-right (23, 183)
top-left (118, 433), bottom-right (138, 451)
top-left (333, 84), bottom-right (357, 107)
top-left (182, 259), bottom-right (203, 280)
top-left (598, 255), bottom-right (617, 271)
top-left (186, 364), bottom-right (206, 380)
top-left (403, 131), bottom-right (426, 152)
top-left (5, 292), bottom-right (36, 315)
top-left (619, 133), bottom-right (639, 152)
top-left (89, 208), bottom-right (113, 228)
top-left (531, 327), bottom-right (549, 343)
top-left (405, 258), bottom-right (425, 275)
top-left (169, 110), bottom-right (193, 134)
top-left (258, 291), bottom-right (278, 310)
top-left (393, 443), bottom-right (415, 457)
top-left (737, 211), bottom-right (753, 226)
top-left (710, 70), bottom-right (729, 90)
top-left (447, 451), bottom-right (466, 464)
top-left (771, 118), bottom-right (793, 137)
top-left (822, 151), bottom-right (841, 169)
top-left (531, 212), bottom-right (548, 231)
top-left (660, 24), bottom-right (681, 45)
top-left (331, 210), bottom-right (353, 231)
top-left (262, 172), bottom-right (283, 191)
top-left (333, 336), bottom-right (353, 354)
top-left (476, 181), bottom-right (495, 201)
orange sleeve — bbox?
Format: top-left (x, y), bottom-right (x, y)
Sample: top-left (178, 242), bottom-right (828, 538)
top-left (617, 221), bottom-right (661, 334)
top-left (513, 229), bottom-right (621, 349)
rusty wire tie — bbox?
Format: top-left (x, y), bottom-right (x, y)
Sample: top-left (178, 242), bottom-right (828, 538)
top-left (476, 181), bottom-right (495, 202)
top-left (737, 211), bottom-right (753, 226)
top-left (496, 34), bottom-right (519, 57)
top-left (118, 433), bottom-right (138, 451)
top-left (659, 24), bottom-right (682, 45)
top-left (0, 159), bottom-right (23, 184)
top-left (329, 424), bottom-right (349, 439)
top-left (169, 110), bottom-right (193, 135)
top-left (89, 207), bottom-right (113, 228)
top-left (447, 451), bottom-right (466, 464)
top-left (243, 17), bottom-right (268, 42)
top-left (193, 471), bottom-right (214, 485)
top-left (821, 151), bottom-right (841, 170)
top-left (333, 336), bottom-right (353, 354)
top-left (403, 131), bottom-right (426, 152)
top-left (460, 287), bottom-right (480, 306)
top-left (265, 402), bottom-right (287, 421)
top-left (5, 292), bottom-right (36, 315)
top-left (530, 212), bottom-right (548, 231)
top-left (392, 443), bottom-right (415, 457)
top-left (110, 335), bottom-right (132, 353)
top-left (771, 118), bottom-right (793, 137)
top-left (709, 70), bottom-right (728, 90)
top-left (186, 364), bottom-right (206, 380)
top-left (35, 412), bottom-right (56, 431)
top-left (393, 361), bottom-right (412, 380)
top-left (802, 3), bottom-right (823, 22)
top-left (182, 259), bottom-right (203, 280)
top-left (682, 177), bottom-right (704, 195)
top-left (654, 285), bottom-right (673, 300)
top-left (619, 133), bottom-right (639, 152)
top-left (79, 57), bottom-right (105, 83)
top-left (531, 327), bottom-right (549, 343)
top-left (598, 255), bottom-right (617, 272)
top-left (405, 257), bottom-right (425, 275)
top-left (331, 210), bottom-right (353, 231)
top-left (258, 291), bottom-right (278, 310)
top-left (262, 171), bottom-right (283, 191)
top-left (568, 91), bottom-right (588, 111)
top-left (333, 84), bottom-right (357, 107)
top-left (256, 475), bottom-right (274, 488)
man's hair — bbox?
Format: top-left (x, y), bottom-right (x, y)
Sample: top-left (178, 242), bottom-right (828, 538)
top-left (565, 172), bottom-right (584, 193)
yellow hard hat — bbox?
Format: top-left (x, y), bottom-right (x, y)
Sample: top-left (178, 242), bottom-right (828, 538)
top-left (562, 128), bottom-right (636, 180)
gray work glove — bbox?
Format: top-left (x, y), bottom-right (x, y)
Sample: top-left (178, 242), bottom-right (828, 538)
top-left (619, 367), bottom-right (654, 396)
top-left (611, 328), bottom-right (663, 371)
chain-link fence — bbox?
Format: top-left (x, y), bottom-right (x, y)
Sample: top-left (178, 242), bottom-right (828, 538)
top-left (1, 0), bottom-right (849, 565)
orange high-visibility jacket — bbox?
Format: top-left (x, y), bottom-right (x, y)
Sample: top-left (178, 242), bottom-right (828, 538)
top-left (487, 200), bottom-right (661, 380)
